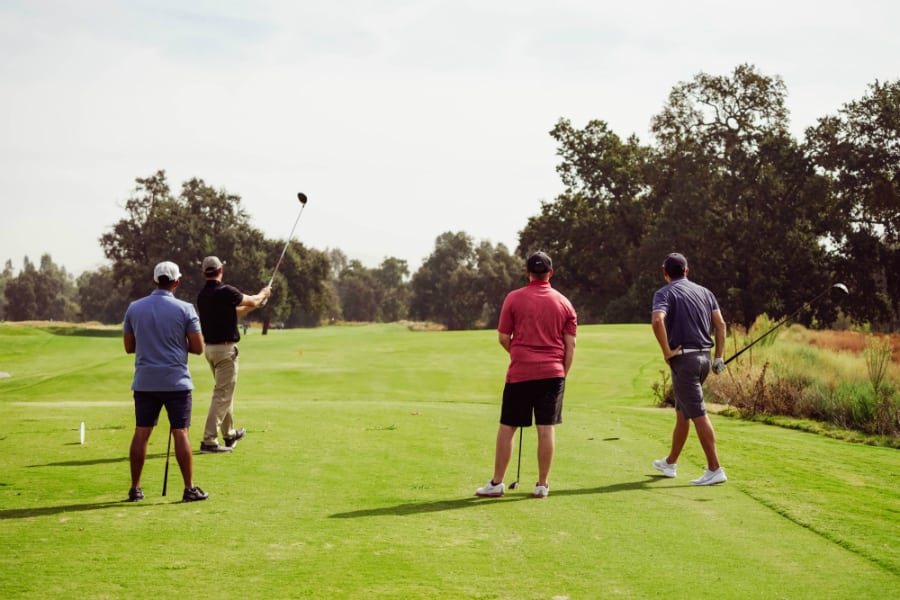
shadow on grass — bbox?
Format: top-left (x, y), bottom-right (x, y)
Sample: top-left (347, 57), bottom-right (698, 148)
top-left (330, 476), bottom-right (671, 519)
top-left (43, 326), bottom-right (121, 338)
top-left (0, 499), bottom-right (144, 520)
top-left (27, 452), bottom-right (170, 468)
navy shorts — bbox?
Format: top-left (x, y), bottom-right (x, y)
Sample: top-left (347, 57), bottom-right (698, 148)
top-left (500, 378), bottom-right (565, 427)
top-left (669, 353), bottom-right (710, 419)
top-left (133, 390), bottom-right (193, 429)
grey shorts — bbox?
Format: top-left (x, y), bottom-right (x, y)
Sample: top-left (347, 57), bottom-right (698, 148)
top-left (669, 353), bottom-right (710, 419)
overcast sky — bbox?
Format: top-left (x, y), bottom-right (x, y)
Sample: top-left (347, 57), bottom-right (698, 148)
top-left (2, 1), bottom-right (898, 277)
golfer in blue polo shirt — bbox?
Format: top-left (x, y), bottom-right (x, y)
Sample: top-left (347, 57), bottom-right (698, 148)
top-left (123, 261), bottom-right (208, 502)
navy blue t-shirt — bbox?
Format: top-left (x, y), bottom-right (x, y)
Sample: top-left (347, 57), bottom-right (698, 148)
top-left (651, 277), bottom-right (720, 350)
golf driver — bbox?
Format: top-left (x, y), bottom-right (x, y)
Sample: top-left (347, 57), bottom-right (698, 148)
top-left (261, 192), bottom-right (308, 306)
top-left (508, 428), bottom-right (523, 490)
top-left (162, 429), bottom-right (172, 497)
top-left (724, 283), bottom-right (849, 365)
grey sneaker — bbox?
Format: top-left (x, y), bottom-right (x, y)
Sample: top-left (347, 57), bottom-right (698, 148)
top-left (223, 427), bottom-right (246, 449)
top-left (182, 486), bottom-right (209, 502)
top-left (128, 487), bottom-right (144, 502)
top-left (200, 442), bottom-right (232, 454)
top-left (653, 458), bottom-right (677, 478)
top-left (690, 467), bottom-right (727, 486)
top-left (475, 480), bottom-right (505, 497)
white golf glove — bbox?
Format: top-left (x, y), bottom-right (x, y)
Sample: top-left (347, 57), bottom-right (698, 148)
top-left (712, 357), bottom-right (726, 375)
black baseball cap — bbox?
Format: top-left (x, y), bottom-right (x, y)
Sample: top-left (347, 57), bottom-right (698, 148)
top-left (527, 251), bottom-right (552, 274)
top-left (662, 253), bottom-right (687, 277)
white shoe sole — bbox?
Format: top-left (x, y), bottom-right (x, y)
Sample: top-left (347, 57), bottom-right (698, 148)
top-left (691, 473), bottom-right (727, 486)
top-left (653, 462), bottom-right (676, 478)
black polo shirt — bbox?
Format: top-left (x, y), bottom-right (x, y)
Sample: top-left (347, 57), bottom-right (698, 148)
top-left (197, 280), bottom-right (244, 344)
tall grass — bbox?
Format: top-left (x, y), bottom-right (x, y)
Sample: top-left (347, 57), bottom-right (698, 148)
top-left (704, 323), bottom-right (900, 444)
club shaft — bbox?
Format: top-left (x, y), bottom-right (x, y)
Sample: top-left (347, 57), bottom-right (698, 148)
top-left (162, 429), bottom-right (172, 497)
top-left (724, 286), bottom-right (835, 365)
top-left (515, 427), bottom-right (523, 483)
top-left (267, 203), bottom-right (306, 287)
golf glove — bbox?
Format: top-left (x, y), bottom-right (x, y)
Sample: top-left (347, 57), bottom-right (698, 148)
top-left (712, 357), bottom-right (726, 375)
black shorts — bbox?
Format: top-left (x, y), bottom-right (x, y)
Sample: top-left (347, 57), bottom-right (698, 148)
top-left (133, 390), bottom-right (193, 429)
top-left (500, 378), bottom-right (565, 427)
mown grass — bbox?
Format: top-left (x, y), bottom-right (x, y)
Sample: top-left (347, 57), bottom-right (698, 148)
top-left (1, 322), bottom-right (898, 599)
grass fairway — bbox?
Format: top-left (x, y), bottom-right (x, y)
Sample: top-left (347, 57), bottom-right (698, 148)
top-left (1, 322), bottom-right (898, 599)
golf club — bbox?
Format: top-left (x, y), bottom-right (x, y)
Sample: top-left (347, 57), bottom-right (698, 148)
top-left (508, 428), bottom-right (523, 490)
top-left (261, 192), bottom-right (308, 306)
top-left (724, 283), bottom-right (849, 365)
top-left (162, 429), bottom-right (172, 497)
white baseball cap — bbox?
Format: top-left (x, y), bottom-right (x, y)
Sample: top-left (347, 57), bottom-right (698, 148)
top-left (153, 261), bottom-right (182, 283)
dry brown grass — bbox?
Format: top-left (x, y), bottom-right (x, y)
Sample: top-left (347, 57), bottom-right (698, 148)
top-left (787, 328), bottom-right (900, 362)
top-left (700, 326), bottom-right (900, 443)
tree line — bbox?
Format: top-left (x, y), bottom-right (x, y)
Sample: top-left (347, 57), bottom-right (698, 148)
top-left (2, 65), bottom-right (897, 331)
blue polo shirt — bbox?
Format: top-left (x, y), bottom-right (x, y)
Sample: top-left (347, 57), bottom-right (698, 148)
top-left (123, 289), bottom-right (201, 392)
top-left (652, 277), bottom-right (719, 350)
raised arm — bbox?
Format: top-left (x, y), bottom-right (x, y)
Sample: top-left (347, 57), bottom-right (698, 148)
top-left (236, 287), bottom-right (272, 318)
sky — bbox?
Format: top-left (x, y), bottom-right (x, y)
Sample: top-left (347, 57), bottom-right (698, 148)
top-left (2, 0), bottom-right (898, 277)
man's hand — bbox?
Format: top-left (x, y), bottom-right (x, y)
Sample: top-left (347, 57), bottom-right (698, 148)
top-left (712, 357), bottom-right (726, 374)
top-left (662, 345), bottom-right (681, 364)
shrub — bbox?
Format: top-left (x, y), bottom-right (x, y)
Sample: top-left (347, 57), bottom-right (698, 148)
top-left (704, 326), bottom-right (900, 442)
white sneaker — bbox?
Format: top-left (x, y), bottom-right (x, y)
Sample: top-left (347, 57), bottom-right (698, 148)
top-left (475, 480), bottom-right (505, 497)
top-left (690, 467), bottom-right (727, 486)
top-left (532, 483), bottom-right (549, 499)
top-left (653, 458), bottom-right (677, 478)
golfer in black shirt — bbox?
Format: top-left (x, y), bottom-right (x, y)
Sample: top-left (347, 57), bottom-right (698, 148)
top-left (196, 256), bottom-right (270, 453)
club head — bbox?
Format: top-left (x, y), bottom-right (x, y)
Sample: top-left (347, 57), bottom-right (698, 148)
top-left (832, 283), bottom-right (849, 295)
top-left (508, 481), bottom-right (519, 490)
top-left (297, 192), bottom-right (308, 205)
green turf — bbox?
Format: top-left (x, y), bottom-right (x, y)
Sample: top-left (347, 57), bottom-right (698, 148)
top-left (1, 323), bottom-right (898, 598)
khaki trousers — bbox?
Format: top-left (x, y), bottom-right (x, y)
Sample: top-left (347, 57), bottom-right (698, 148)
top-left (203, 343), bottom-right (239, 444)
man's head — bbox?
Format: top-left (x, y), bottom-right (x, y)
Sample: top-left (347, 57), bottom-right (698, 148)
top-left (153, 261), bottom-right (181, 289)
top-left (662, 253), bottom-right (688, 279)
top-left (527, 251), bottom-right (553, 280)
top-left (202, 256), bottom-right (224, 279)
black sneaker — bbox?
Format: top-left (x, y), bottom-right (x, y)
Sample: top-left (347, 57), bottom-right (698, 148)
top-left (182, 486), bottom-right (209, 502)
top-left (200, 442), bottom-right (232, 453)
top-left (128, 487), bottom-right (144, 502)
top-left (224, 427), bottom-right (246, 448)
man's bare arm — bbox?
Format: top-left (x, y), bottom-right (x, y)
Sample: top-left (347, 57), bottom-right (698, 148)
top-left (123, 332), bottom-right (136, 354)
top-left (187, 331), bottom-right (204, 355)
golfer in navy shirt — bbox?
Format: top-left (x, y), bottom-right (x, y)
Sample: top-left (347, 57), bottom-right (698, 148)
top-left (651, 253), bottom-right (728, 486)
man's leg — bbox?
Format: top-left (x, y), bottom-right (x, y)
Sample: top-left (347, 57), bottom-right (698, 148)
top-left (172, 428), bottom-right (194, 489)
top-left (221, 349), bottom-right (238, 437)
top-left (692, 415), bottom-right (721, 471)
top-left (129, 426), bottom-right (153, 488)
top-left (491, 424), bottom-right (517, 484)
top-left (536, 425), bottom-right (555, 487)
top-left (203, 345), bottom-right (237, 445)
top-left (667, 408), bottom-right (690, 464)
